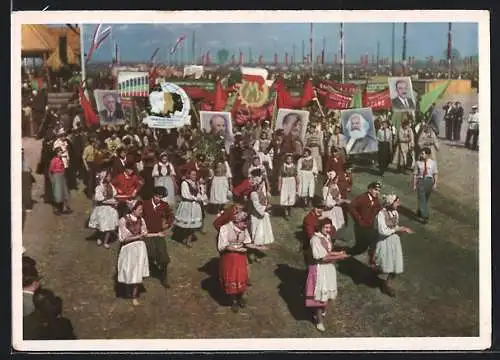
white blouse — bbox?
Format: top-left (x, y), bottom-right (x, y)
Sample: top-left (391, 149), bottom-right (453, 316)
top-left (297, 156), bottom-right (318, 174)
top-left (94, 183), bottom-right (117, 204)
top-left (217, 222), bottom-right (252, 252)
top-left (413, 159), bottom-right (438, 178)
top-left (180, 180), bottom-right (202, 201)
top-left (250, 191), bottom-right (267, 217)
top-left (375, 209), bottom-right (401, 237)
top-left (310, 232), bottom-right (332, 260)
top-left (118, 215), bottom-right (148, 243)
top-left (152, 162), bottom-right (176, 177)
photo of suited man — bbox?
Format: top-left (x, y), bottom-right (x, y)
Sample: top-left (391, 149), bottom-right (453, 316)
top-left (94, 90), bottom-right (125, 125)
top-left (200, 111), bottom-right (234, 152)
top-left (388, 77), bottom-right (416, 112)
top-left (340, 108), bottom-right (378, 155)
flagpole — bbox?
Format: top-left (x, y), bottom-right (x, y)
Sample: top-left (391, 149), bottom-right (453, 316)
top-left (402, 22), bottom-right (407, 75)
top-left (447, 22), bottom-right (452, 79)
top-left (79, 23), bottom-right (87, 96)
top-left (391, 23), bottom-right (395, 75)
top-left (340, 23), bottom-right (344, 83)
top-left (310, 23), bottom-right (314, 76)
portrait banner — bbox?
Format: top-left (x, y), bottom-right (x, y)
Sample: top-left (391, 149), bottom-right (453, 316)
top-left (117, 71), bottom-right (150, 97)
top-left (274, 108), bottom-right (309, 141)
top-left (93, 90), bottom-right (126, 126)
top-left (142, 82), bottom-right (191, 129)
top-left (340, 107), bottom-right (378, 154)
top-left (388, 76), bottom-right (417, 112)
top-left (199, 111), bottom-right (234, 151)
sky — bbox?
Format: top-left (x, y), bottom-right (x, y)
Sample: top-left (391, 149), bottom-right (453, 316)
top-left (70, 22), bottom-right (478, 63)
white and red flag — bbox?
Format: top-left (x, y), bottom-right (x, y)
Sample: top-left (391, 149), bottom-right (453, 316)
top-left (86, 24), bottom-right (112, 64)
top-left (170, 35), bottom-right (187, 54)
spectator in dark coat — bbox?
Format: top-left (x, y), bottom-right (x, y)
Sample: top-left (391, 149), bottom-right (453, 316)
top-left (23, 289), bottom-right (76, 340)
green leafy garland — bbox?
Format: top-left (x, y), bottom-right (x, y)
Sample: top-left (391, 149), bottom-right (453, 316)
top-left (192, 132), bottom-right (226, 169)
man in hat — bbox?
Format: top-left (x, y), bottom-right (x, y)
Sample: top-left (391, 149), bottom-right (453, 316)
top-left (465, 105), bottom-right (479, 150)
top-left (142, 186), bottom-right (174, 289)
top-left (348, 181), bottom-right (382, 267)
top-left (23, 259), bottom-right (41, 316)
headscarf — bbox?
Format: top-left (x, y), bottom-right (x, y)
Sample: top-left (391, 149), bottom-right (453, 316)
top-left (382, 194), bottom-right (399, 208)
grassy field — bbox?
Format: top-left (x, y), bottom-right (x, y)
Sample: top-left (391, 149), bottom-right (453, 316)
top-left (19, 92), bottom-right (480, 340)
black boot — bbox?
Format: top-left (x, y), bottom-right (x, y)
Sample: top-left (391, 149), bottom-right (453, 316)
top-left (160, 264), bottom-right (171, 289)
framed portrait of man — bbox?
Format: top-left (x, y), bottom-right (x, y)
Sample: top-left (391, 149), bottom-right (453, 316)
top-left (340, 107), bottom-right (378, 154)
top-left (388, 77), bottom-right (417, 112)
top-left (199, 111), bottom-right (234, 150)
top-left (274, 109), bottom-right (310, 141)
top-left (94, 90), bottom-right (125, 126)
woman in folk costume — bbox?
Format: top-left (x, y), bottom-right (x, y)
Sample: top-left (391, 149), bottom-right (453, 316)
top-left (305, 218), bottom-right (349, 332)
top-left (210, 155), bottom-right (233, 213)
top-left (297, 148), bottom-right (318, 209)
top-left (248, 174), bottom-right (275, 248)
top-left (88, 171), bottom-right (119, 249)
top-left (374, 194), bottom-right (413, 297)
top-left (174, 169), bottom-right (204, 248)
top-left (152, 151), bottom-right (177, 206)
top-left (253, 130), bottom-right (273, 172)
top-left (218, 211), bottom-right (268, 313)
top-left (393, 119), bottom-right (415, 173)
top-left (247, 155), bottom-right (271, 197)
top-left (304, 124), bottom-right (324, 174)
top-left (116, 200), bottom-right (150, 306)
top-left (48, 147), bottom-right (73, 215)
top-left (322, 170), bottom-right (350, 233)
top-left (278, 153), bottom-right (299, 220)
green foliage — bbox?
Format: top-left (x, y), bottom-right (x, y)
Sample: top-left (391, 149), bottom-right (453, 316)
top-left (192, 132), bottom-right (226, 168)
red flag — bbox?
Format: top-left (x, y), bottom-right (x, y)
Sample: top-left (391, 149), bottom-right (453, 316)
top-left (79, 86), bottom-right (99, 127)
top-left (213, 80), bottom-right (227, 111)
top-left (363, 88), bottom-right (392, 110)
top-left (300, 78), bottom-right (314, 107)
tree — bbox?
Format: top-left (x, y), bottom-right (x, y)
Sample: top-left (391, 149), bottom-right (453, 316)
top-left (217, 49), bottom-right (229, 65)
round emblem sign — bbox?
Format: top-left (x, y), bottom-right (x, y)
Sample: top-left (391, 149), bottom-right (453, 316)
top-left (237, 79), bottom-right (269, 108)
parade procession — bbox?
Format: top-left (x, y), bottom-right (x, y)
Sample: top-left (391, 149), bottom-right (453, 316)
top-left (17, 16), bottom-right (482, 343)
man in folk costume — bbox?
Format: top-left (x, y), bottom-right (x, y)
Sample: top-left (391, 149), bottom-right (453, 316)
top-left (151, 152), bottom-right (177, 207)
top-left (248, 173), bottom-right (275, 252)
top-left (142, 186), bottom-right (174, 289)
top-left (348, 181), bottom-right (382, 268)
top-left (374, 194), bottom-right (413, 297)
top-left (112, 163), bottom-right (144, 218)
top-left (337, 162), bottom-right (354, 226)
top-left (297, 148), bottom-right (318, 209)
top-left (325, 146), bottom-right (345, 180)
top-left (304, 124), bottom-right (324, 174)
top-left (305, 218), bottom-right (349, 332)
top-left (116, 200), bottom-right (150, 306)
top-left (278, 153), bottom-right (299, 220)
top-left (217, 211), bottom-right (268, 313)
top-left (412, 147), bottom-right (438, 224)
top-left (376, 119), bottom-right (393, 176)
top-left (174, 169), bottom-right (204, 248)
top-left (393, 119), bottom-right (415, 173)
top-left (111, 147), bottom-right (134, 178)
top-left (417, 123), bottom-right (439, 160)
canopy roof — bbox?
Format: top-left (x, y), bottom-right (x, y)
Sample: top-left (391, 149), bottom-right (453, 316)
top-left (21, 24), bottom-right (56, 53)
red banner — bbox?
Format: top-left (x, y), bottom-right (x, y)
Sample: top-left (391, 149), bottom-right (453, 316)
top-left (362, 88), bottom-right (392, 110)
top-left (317, 80), bottom-right (358, 96)
top-left (317, 89), bottom-right (352, 109)
top-left (232, 101), bottom-right (274, 125)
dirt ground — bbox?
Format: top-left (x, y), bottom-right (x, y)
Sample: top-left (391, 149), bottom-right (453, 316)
top-left (19, 93), bottom-right (480, 339)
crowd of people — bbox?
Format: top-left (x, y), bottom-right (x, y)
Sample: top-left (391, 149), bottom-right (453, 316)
top-left (21, 67), bottom-right (480, 336)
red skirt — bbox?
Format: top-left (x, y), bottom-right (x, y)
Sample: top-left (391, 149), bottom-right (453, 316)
top-left (219, 252), bottom-right (248, 295)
